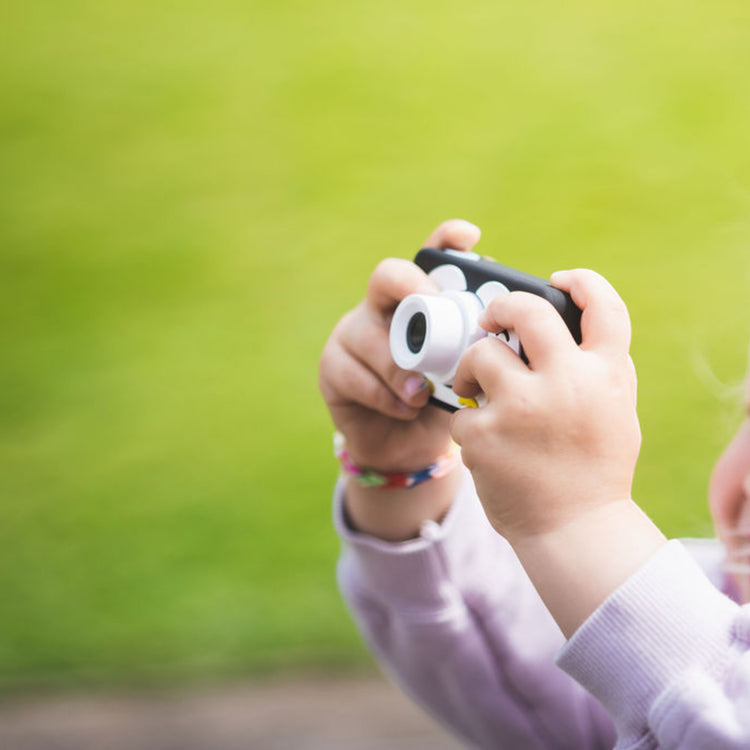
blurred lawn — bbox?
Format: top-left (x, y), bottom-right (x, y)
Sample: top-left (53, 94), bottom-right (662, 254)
top-left (1, 0), bottom-right (750, 688)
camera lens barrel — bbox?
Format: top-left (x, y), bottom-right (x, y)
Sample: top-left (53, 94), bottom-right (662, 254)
top-left (390, 292), bottom-right (484, 380)
top-left (405, 312), bottom-right (427, 353)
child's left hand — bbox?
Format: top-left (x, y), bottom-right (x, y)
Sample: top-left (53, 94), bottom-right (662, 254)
top-left (450, 269), bottom-right (642, 547)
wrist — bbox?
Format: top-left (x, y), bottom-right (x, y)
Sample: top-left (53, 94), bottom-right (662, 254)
top-left (334, 431), bottom-right (459, 480)
top-left (333, 432), bottom-right (464, 542)
top-left (343, 464), bottom-right (463, 542)
top-left (511, 499), bottom-right (667, 638)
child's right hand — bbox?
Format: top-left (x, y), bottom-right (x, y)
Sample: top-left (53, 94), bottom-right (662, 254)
top-left (318, 219), bottom-right (481, 474)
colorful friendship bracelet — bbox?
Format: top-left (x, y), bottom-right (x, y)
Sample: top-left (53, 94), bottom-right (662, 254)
top-left (333, 431), bottom-right (461, 490)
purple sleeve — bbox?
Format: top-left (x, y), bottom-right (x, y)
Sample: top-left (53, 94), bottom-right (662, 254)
top-left (334, 469), bottom-right (616, 750)
top-left (557, 540), bottom-right (750, 749)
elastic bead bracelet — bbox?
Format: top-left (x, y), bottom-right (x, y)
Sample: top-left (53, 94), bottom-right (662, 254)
top-left (333, 431), bottom-right (461, 490)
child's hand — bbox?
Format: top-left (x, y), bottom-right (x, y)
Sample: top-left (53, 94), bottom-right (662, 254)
top-left (319, 219), bottom-right (481, 474)
top-left (450, 269), bottom-right (642, 546)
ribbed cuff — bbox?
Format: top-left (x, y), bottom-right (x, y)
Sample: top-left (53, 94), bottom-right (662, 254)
top-left (556, 539), bottom-right (739, 747)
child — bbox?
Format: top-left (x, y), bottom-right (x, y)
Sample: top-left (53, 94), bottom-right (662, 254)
top-left (318, 219), bottom-right (750, 749)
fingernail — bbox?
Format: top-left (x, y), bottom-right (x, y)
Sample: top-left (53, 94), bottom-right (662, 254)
top-left (403, 376), bottom-right (428, 399)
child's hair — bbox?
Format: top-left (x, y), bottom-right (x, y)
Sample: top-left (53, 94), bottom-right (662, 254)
top-left (690, 349), bottom-right (745, 407)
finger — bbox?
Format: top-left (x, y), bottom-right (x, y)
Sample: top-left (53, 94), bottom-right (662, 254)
top-left (480, 292), bottom-right (578, 369)
top-left (424, 218), bottom-right (482, 251)
top-left (550, 269), bottom-right (631, 355)
top-left (450, 394), bottom-right (494, 450)
top-left (452, 336), bottom-right (526, 401)
top-left (367, 258), bottom-right (438, 317)
top-left (366, 220), bottom-right (481, 315)
top-left (343, 310), bottom-right (432, 407)
top-left (320, 339), bottom-right (421, 420)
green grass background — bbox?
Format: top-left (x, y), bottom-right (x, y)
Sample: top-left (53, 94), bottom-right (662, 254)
top-left (2, 0), bottom-right (750, 689)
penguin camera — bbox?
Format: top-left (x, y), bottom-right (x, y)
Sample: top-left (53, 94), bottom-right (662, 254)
top-left (389, 247), bottom-right (582, 411)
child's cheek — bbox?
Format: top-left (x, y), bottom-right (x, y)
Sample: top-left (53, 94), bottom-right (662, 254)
top-left (709, 453), bottom-right (736, 528)
top-left (709, 424), bottom-right (750, 525)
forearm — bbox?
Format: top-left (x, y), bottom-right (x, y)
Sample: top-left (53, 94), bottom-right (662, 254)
top-left (555, 538), bottom-right (747, 749)
top-left (336, 475), bottom-right (617, 749)
top-left (512, 499), bottom-right (667, 639)
top-left (343, 465), bottom-right (463, 541)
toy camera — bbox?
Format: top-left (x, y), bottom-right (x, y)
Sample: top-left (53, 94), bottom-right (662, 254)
top-left (389, 247), bottom-right (582, 411)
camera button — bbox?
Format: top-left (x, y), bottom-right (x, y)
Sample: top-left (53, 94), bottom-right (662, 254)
top-left (427, 264), bottom-right (467, 291)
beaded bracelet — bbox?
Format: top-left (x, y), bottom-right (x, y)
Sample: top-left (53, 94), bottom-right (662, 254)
top-left (333, 431), bottom-right (461, 490)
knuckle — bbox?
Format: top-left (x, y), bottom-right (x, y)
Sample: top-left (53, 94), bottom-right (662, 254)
top-left (602, 287), bottom-right (628, 315)
top-left (318, 343), bottom-right (332, 380)
top-left (581, 269), bottom-right (628, 311)
top-left (522, 294), bottom-right (556, 322)
top-left (522, 306), bottom-right (549, 333)
top-left (485, 293), bottom-right (509, 319)
top-left (356, 370), bottom-right (397, 416)
top-left (432, 218), bottom-right (478, 246)
top-left (578, 268), bottom-right (603, 284)
top-left (368, 257), bottom-right (400, 292)
top-left (373, 386), bottom-right (398, 415)
top-left (335, 353), bottom-right (361, 391)
top-left (450, 411), bottom-right (472, 450)
top-left (431, 219), bottom-right (454, 238)
top-left (332, 308), bottom-right (360, 342)
top-left (318, 341), bottom-right (340, 393)
top-left (368, 258), bottom-right (424, 306)
top-left (374, 257), bottom-right (416, 285)
top-left (455, 412), bottom-right (493, 468)
top-left (371, 257), bottom-right (400, 279)
top-left (471, 336), bottom-right (499, 363)
top-left (575, 268), bottom-right (608, 290)
top-left (504, 392), bottom-right (536, 424)
top-left (490, 291), bottom-right (550, 329)
top-left (457, 444), bottom-right (477, 471)
top-left (455, 343), bottom-right (483, 385)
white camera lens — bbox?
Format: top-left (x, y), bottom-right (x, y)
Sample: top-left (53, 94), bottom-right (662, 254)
top-left (390, 292), bottom-right (484, 380)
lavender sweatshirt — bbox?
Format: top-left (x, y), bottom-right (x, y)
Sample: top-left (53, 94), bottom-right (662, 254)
top-left (334, 468), bottom-right (750, 749)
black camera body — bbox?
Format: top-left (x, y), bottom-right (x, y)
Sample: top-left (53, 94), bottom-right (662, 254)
top-left (389, 247), bottom-right (582, 411)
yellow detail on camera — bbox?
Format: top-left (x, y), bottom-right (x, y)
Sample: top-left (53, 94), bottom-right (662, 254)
top-left (458, 397), bottom-right (479, 409)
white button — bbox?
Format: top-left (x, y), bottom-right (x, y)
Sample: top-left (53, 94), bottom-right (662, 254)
top-left (476, 280), bottom-right (510, 308)
top-left (444, 249), bottom-right (480, 261)
top-left (428, 264), bottom-right (467, 291)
